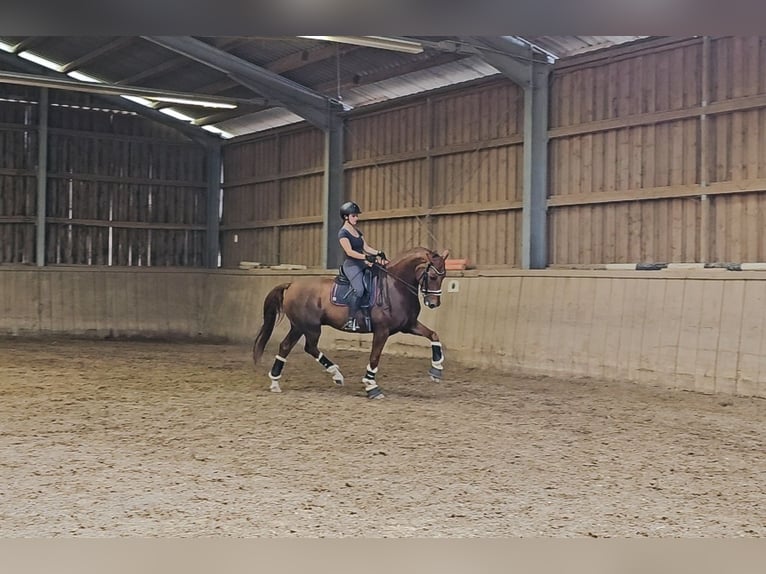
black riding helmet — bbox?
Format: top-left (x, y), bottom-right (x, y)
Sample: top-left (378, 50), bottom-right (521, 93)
top-left (339, 201), bottom-right (361, 220)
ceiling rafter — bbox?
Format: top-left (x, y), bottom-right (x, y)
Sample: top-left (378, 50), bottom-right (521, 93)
top-left (0, 50), bottom-right (217, 146)
top-left (189, 43), bottom-right (358, 98)
top-left (268, 43), bottom-right (358, 75)
top-left (0, 70), bottom-right (267, 107)
top-left (61, 37), bottom-right (134, 73)
top-left (192, 107), bottom-right (260, 127)
top-left (0, 35), bottom-right (650, 139)
top-left (10, 37), bottom-right (46, 53)
top-left (313, 51), bottom-right (468, 95)
top-left (144, 36), bottom-right (344, 131)
top-left (117, 37), bottom-right (248, 86)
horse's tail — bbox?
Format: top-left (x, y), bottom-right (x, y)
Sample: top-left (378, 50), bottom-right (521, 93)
top-left (252, 283), bottom-right (290, 364)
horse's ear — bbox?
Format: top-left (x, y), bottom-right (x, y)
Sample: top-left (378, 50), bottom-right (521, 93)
top-left (439, 249), bottom-right (450, 260)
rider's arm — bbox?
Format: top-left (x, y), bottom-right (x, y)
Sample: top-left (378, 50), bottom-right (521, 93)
top-left (339, 237), bottom-right (367, 260)
top-left (362, 239), bottom-right (378, 256)
top-left (362, 240), bottom-right (388, 263)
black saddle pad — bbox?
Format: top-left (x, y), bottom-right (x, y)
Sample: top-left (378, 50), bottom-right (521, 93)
top-left (331, 270), bottom-right (377, 308)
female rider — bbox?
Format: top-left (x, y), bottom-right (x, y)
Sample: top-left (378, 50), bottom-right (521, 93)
top-left (337, 201), bottom-right (388, 332)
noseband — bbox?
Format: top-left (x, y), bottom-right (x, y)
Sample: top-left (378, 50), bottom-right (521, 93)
top-left (418, 261), bottom-right (446, 301)
top-left (376, 256), bottom-right (446, 304)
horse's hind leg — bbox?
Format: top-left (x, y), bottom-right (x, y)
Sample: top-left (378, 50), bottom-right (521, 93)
top-left (268, 324), bottom-right (303, 393)
top-left (303, 327), bottom-right (345, 386)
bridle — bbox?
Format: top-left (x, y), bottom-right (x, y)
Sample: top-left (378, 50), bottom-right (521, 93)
top-left (376, 258), bottom-right (446, 305)
top-left (418, 261), bottom-right (446, 300)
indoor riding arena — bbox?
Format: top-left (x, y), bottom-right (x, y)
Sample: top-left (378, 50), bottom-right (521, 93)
top-left (1, 35), bottom-right (765, 538)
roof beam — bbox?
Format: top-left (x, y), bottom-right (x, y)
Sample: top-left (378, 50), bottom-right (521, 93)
top-left (268, 43), bottom-right (357, 75)
top-left (61, 37), bottom-right (134, 73)
top-left (144, 36), bottom-right (343, 131)
top-left (10, 37), bottom-right (46, 53)
top-left (312, 51), bottom-right (465, 95)
top-left (0, 70), bottom-right (267, 108)
top-left (0, 51), bottom-right (217, 146)
top-left (117, 37), bottom-right (247, 85)
top-left (458, 36), bottom-right (536, 86)
top-left (414, 36), bottom-right (552, 86)
top-left (191, 106), bottom-right (267, 127)
top-left (190, 44), bottom-right (358, 98)
top-left (117, 57), bottom-right (186, 85)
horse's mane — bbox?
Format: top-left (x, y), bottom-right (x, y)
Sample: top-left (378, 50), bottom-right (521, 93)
top-left (387, 247), bottom-right (445, 271)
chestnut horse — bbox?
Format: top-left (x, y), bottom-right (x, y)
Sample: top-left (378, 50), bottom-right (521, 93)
top-left (252, 247), bottom-right (449, 399)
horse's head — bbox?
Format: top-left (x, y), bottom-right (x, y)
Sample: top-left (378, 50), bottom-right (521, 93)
top-left (418, 249), bottom-right (450, 309)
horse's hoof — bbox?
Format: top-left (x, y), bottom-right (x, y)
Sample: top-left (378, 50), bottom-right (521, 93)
top-left (429, 367), bottom-right (443, 380)
top-left (334, 379), bottom-right (344, 386)
top-left (269, 386), bottom-right (282, 393)
top-left (366, 387), bottom-right (384, 400)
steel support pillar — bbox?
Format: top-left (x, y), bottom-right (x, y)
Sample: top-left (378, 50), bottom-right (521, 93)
top-left (36, 87), bottom-right (48, 267)
top-left (465, 37), bottom-right (552, 268)
top-left (522, 62), bottom-right (550, 269)
top-left (205, 143), bottom-right (222, 268)
top-left (323, 114), bottom-right (345, 269)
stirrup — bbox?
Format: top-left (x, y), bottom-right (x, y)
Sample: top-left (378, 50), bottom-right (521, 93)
top-left (342, 318), bottom-right (359, 332)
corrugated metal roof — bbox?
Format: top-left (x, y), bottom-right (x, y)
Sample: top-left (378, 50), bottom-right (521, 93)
top-left (525, 36), bottom-right (649, 58)
top-left (0, 35), bottom-right (653, 139)
top-left (342, 56), bottom-right (498, 106)
top-left (217, 55), bottom-right (501, 136)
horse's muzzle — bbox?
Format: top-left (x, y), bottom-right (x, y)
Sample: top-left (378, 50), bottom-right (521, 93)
top-left (424, 298), bottom-right (441, 309)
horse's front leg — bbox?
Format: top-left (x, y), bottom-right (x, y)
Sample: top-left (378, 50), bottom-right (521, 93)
top-left (362, 329), bottom-right (389, 399)
top-left (404, 321), bottom-right (444, 381)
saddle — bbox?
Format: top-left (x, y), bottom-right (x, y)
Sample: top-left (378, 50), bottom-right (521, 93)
top-left (330, 266), bottom-right (378, 309)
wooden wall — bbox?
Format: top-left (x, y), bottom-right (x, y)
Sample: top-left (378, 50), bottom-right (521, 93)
top-left (220, 79), bottom-right (524, 268)
top-left (222, 36), bottom-right (766, 270)
top-left (549, 36), bottom-right (766, 265)
top-left (0, 85), bottom-right (37, 264)
top-left (3, 266), bottom-right (764, 399)
top-left (7, 36), bottom-right (766, 271)
top-left (221, 128), bottom-right (325, 267)
top-left (0, 266), bottom-right (203, 337)
top-left (0, 86), bottom-right (209, 267)
top-left (346, 81), bottom-right (524, 267)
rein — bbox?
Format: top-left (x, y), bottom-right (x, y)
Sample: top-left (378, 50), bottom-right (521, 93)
top-left (374, 259), bottom-right (445, 300)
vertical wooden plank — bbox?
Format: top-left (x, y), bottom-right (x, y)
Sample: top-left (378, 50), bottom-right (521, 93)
top-left (674, 279), bottom-right (701, 390)
top-left (587, 276), bottom-right (612, 377)
top-left (656, 278), bottom-right (684, 385)
top-left (636, 278), bottom-right (666, 384)
top-left (616, 128), bottom-right (630, 191)
top-left (715, 280), bottom-right (745, 394)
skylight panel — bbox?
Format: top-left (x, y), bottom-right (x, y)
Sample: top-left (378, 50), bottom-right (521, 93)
top-left (18, 51), bottom-right (64, 72)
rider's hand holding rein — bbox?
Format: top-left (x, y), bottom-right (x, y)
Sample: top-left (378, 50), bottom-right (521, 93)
top-left (375, 251), bottom-right (389, 266)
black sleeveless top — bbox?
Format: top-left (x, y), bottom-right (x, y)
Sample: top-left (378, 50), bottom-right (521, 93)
top-left (338, 226), bottom-right (364, 255)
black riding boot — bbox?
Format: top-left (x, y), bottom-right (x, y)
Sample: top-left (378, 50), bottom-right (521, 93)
top-left (343, 292), bottom-right (360, 332)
